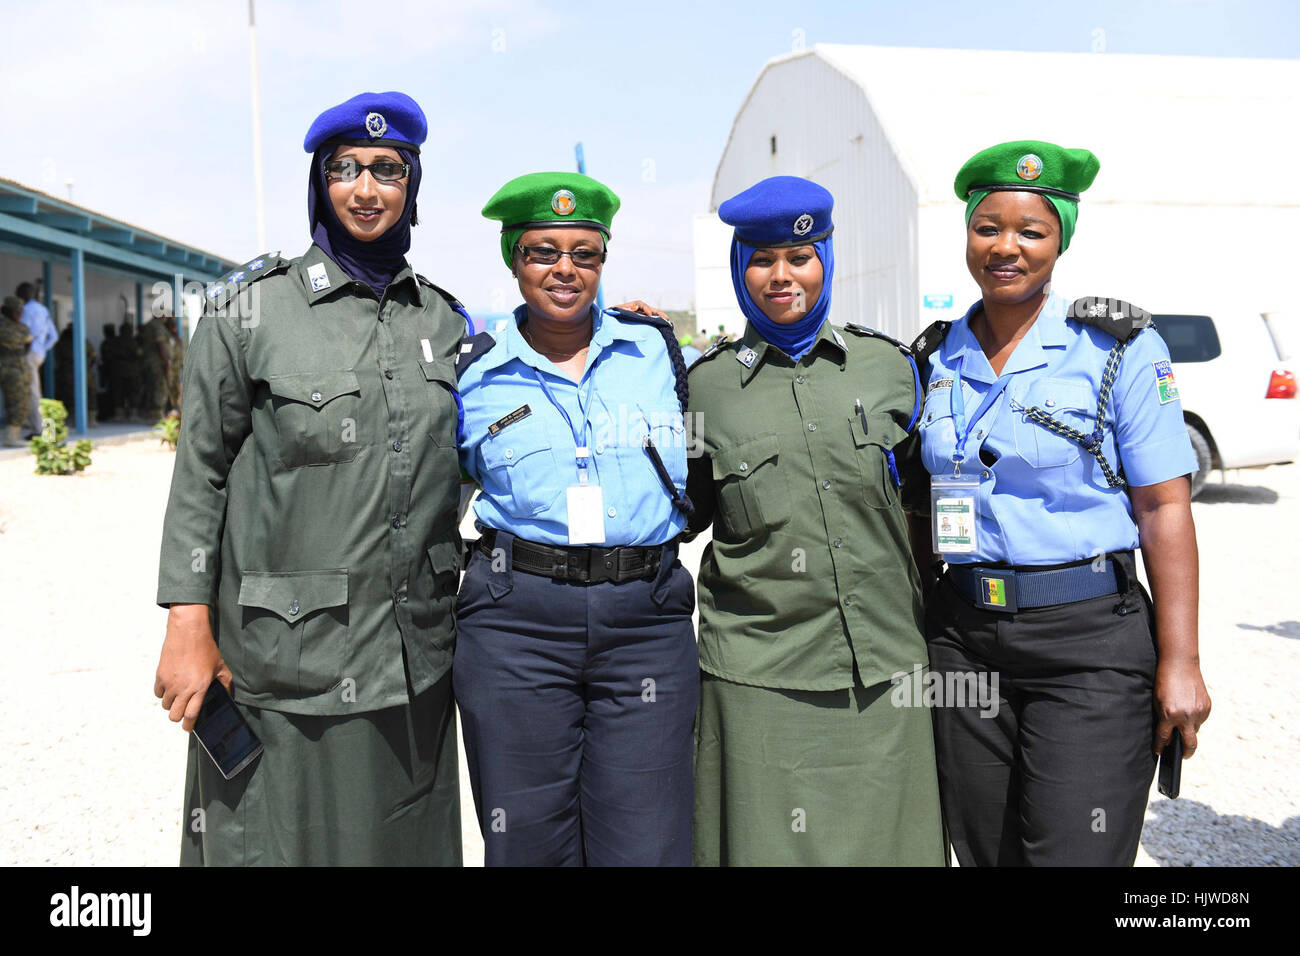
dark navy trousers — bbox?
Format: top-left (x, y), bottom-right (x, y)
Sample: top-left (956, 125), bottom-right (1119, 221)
top-left (453, 531), bottom-right (698, 866)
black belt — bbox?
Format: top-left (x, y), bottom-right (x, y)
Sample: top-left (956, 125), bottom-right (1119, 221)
top-left (945, 552), bottom-right (1133, 613)
top-left (476, 529), bottom-right (664, 584)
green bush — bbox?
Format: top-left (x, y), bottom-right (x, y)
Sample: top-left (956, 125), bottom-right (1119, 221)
top-left (154, 411), bottom-right (181, 450)
top-left (29, 398), bottom-right (93, 475)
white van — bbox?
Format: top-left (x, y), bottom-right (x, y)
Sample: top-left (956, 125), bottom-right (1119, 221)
top-left (1153, 311), bottom-right (1299, 497)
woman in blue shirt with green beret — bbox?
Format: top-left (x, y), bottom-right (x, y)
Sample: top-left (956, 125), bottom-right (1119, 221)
top-left (907, 140), bottom-right (1212, 866)
top-left (454, 172), bottom-right (697, 866)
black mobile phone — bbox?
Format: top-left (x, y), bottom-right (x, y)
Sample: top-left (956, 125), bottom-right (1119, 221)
top-left (1158, 728), bottom-right (1183, 799)
top-left (193, 680), bottom-right (263, 780)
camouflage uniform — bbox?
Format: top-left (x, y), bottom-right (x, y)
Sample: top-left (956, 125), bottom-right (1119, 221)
top-left (163, 318), bottom-right (183, 413)
top-left (1, 317), bottom-right (33, 435)
top-left (139, 316), bottom-right (170, 420)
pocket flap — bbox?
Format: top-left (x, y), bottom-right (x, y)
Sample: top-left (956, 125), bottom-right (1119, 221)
top-left (852, 412), bottom-right (907, 449)
top-left (420, 358), bottom-right (455, 387)
top-left (238, 570), bottom-right (348, 624)
top-left (481, 423), bottom-right (553, 469)
top-left (712, 434), bottom-right (779, 480)
top-left (267, 370), bottom-right (360, 407)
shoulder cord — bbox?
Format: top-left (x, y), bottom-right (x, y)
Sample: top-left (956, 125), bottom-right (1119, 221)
top-left (1019, 337), bottom-right (1130, 488)
top-left (640, 321), bottom-right (695, 521)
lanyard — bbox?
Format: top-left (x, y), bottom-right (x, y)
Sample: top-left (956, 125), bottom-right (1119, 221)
top-left (529, 367), bottom-right (598, 484)
top-left (949, 357), bottom-right (1010, 473)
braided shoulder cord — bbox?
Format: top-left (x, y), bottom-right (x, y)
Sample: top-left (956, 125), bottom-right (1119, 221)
top-left (646, 320), bottom-right (695, 520)
top-left (1020, 337), bottom-right (1131, 489)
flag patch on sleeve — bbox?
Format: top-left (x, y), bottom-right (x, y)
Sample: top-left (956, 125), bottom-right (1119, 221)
top-left (1153, 360), bottom-right (1179, 404)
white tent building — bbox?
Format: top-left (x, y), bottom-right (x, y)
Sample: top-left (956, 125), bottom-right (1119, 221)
top-left (694, 44), bottom-right (1300, 343)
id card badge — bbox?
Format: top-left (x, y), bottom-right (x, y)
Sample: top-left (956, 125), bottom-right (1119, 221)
top-left (931, 472), bottom-right (980, 554)
top-left (566, 484), bottom-right (607, 545)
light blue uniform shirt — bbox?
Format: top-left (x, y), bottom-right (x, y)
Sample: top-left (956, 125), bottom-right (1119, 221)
top-left (459, 305), bottom-right (688, 547)
top-left (21, 299), bottom-right (57, 362)
top-left (918, 291), bottom-right (1196, 565)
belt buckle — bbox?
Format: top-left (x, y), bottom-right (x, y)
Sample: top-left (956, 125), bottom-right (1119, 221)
top-left (591, 547), bottom-right (620, 583)
top-left (975, 569), bottom-right (1019, 613)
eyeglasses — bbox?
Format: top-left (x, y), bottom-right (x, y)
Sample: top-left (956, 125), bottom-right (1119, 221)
top-left (323, 158), bottom-right (411, 183)
top-left (513, 244), bottom-right (606, 267)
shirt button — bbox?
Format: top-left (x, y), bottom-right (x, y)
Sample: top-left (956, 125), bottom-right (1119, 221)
top-left (393, 441), bottom-right (403, 452)
top-left (821, 479), bottom-right (831, 490)
top-left (607, 507), bottom-right (617, 517)
top-left (739, 462), bottom-right (748, 472)
top-left (391, 516), bottom-right (403, 529)
top-left (843, 595), bottom-right (853, 606)
top-left (982, 470), bottom-right (991, 478)
top-left (833, 538), bottom-right (842, 548)
top-left (1045, 398), bottom-right (1057, 407)
top-left (288, 600), bottom-right (300, 616)
top-left (310, 391), bottom-right (322, 403)
top-left (504, 448), bottom-right (514, 459)
top-left (796, 375), bottom-right (806, 384)
top-left (807, 422), bottom-right (817, 431)
top-left (384, 369), bottom-right (394, 380)
top-left (596, 443), bottom-right (606, 454)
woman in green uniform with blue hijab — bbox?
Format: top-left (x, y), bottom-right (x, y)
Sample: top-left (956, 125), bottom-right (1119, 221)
top-left (153, 92), bottom-right (467, 865)
top-left (685, 176), bottom-right (946, 866)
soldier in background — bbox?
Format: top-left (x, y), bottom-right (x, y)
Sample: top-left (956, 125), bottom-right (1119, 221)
top-left (53, 325), bottom-right (98, 423)
top-left (139, 313), bottom-right (170, 421)
top-left (117, 320), bottom-right (140, 420)
top-left (162, 315), bottom-right (183, 413)
top-left (1, 296), bottom-right (33, 446)
top-left (98, 323), bottom-right (119, 421)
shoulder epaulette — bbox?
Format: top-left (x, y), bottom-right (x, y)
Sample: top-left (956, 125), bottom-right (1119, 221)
top-left (204, 252), bottom-right (289, 312)
top-left (909, 320), bottom-right (952, 371)
top-left (455, 331), bottom-right (497, 381)
top-left (603, 306), bottom-right (672, 331)
top-left (843, 323), bottom-right (912, 356)
top-left (417, 275), bottom-right (473, 333)
top-left (1068, 296), bottom-right (1152, 341)
top-left (692, 335), bottom-right (732, 367)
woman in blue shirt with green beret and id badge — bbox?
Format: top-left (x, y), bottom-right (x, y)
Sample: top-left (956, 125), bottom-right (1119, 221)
top-left (906, 140), bottom-right (1212, 866)
top-left (454, 172), bottom-right (698, 866)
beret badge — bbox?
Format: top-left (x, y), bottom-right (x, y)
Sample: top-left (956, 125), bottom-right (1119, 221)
top-left (551, 189), bottom-right (576, 215)
top-left (793, 213), bottom-right (814, 236)
top-left (1016, 154), bottom-right (1043, 181)
top-left (365, 112), bottom-right (387, 138)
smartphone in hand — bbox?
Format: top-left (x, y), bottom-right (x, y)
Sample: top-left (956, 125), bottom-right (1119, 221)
top-left (1158, 728), bottom-right (1183, 799)
top-left (194, 679), bottom-right (263, 780)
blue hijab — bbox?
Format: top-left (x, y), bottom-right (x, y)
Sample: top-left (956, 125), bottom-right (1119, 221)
top-left (307, 145), bottom-right (421, 298)
top-left (729, 233), bottom-right (834, 361)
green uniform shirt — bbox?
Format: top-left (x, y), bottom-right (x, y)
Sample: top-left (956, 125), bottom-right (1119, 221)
top-left (686, 320), bottom-right (928, 692)
top-left (156, 244), bottom-right (465, 716)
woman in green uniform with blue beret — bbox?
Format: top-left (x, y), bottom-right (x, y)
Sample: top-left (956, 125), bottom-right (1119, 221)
top-left (685, 175), bottom-right (946, 866)
top-left (153, 91), bottom-right (467, 865)
top-left (907, 140), bottom-right (1212, 865)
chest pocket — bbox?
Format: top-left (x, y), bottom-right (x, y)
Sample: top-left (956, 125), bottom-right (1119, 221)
top-left (850, 411), bottom-right (905, 509)
top-left (267, 370), bottom-right (361, 469)
top-left (479, 421), bottom-right (563, 518)
top-left (615, 405), bottom-right (688, 492)
top-left (712, 434), bottom-right (789, 539)
top-left (419, 358), bottom-right (458, 448)
top-left (1013, 378), bottom-right (1095, 468)
top-left (918, 386), bottom-right (958, 476)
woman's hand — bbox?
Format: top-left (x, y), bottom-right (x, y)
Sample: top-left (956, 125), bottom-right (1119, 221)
top-left (1154, 656), bottom-right (1211, 757)
top-left (154, 603), bottom-right (232, 733)
top-left (1130, 476), bottom-right (1211, 757)
top-left (612, 300), bottom-right (670, 320)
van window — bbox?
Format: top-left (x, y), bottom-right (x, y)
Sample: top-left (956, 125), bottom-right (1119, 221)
top-left (1152, 315), bottom-right (1222, 363)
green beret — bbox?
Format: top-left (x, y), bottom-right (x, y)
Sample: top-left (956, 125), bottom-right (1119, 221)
top-left (954, 140), bottom-right (1100, 253)
top-left (482, 171), bottom-right (621, 268)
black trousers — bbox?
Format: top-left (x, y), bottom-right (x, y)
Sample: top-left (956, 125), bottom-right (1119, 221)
top-left (924, 560), bottom-right (1158, 866)
top-left (454, 531), bottom-right (698, 866)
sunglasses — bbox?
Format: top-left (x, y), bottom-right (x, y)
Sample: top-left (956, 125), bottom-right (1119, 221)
top-left (323, 158), bottom-right (410, 183)
top-left (513, 244), bottom-right (606, 267)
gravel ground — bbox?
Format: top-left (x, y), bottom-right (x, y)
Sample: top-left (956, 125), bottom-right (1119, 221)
top-left (0, 435), bottom-right (1295, 866)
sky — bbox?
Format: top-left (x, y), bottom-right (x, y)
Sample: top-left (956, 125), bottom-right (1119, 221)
top-left (2, 0), bottom-right (1298, 312)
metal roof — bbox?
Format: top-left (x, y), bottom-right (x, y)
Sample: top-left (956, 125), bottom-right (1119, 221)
top-left (0, 176), bottom-right (237, 281)
top-left (716, 44), bottom-right (1300, 209)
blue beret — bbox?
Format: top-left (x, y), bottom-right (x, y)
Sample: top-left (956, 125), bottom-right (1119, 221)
top-left (717, 176), bottom-right (834, 247)
top-left (303, 91), bottom-right (427, 154)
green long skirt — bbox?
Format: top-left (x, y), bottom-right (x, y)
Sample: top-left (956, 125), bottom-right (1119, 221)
top-left (180, 675), bottom-right (461, 866)
top-left (693, 673), bottom-right (947, 866)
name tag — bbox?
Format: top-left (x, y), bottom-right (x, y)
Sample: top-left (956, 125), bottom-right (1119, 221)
top-left (567, 484), bottom-right (606, 545)
top-left (931, 473), bottom-right (980, 554)
top-left (488, 405), bottom-right (532, 436)
top-left (421, 337), bottom-right (434, 363)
